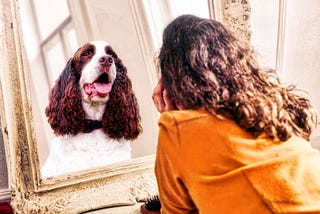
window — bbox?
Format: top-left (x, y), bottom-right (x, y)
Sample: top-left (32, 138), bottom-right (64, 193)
top-left (142, 0), bottom-right (209, 49)
top-left (20, 0), bottom-right (79, 86)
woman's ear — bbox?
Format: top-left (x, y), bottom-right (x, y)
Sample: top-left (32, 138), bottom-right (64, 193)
top-left (45, 58), bottom-right (85, 136)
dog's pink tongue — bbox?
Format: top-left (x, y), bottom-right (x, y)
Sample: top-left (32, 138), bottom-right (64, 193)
top-left (84, 83), bottom-right (112, 96)
top-left (94, 82), bottom-right (112, 94)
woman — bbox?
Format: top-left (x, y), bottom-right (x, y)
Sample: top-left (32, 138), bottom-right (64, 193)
top-left (142, 14), bottom-right (320, 213)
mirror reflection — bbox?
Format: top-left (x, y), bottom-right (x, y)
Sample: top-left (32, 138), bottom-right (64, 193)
top-left (18, 0), bottom-right (210, 178)
top-left (40, 40), bottom-right (143, 178)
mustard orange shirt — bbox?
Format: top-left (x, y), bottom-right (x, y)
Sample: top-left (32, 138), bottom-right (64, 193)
top-left (155, 109), bottom-right (320, 214)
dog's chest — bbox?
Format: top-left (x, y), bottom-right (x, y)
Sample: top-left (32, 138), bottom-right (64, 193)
top-left (46, 129), bottom-right (132, 174)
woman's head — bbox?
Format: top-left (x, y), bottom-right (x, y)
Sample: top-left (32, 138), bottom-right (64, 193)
top-left (158, 14), bottom-right (316, 141)
top-left (158, 15), bottom-right (254, 109)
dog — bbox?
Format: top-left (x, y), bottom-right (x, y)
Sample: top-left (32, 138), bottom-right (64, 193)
top-left (41, 41), bottom-right (142, 178)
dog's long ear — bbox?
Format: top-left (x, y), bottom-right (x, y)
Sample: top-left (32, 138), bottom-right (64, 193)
top-left (45, 58), bottom-right (85, 135)
top-left (102, 58), bottom-right (142, 140)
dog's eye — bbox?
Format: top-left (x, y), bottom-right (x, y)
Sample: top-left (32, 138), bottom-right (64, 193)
top-left (82, 49), bottom-right (93, 57)
top-left (106, 50), bottom-right (116, 58)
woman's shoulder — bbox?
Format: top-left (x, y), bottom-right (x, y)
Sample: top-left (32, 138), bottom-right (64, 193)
top-left (160, 108), bottom-right (207, 121)
top-left (159, 108), bottom-right (229, 126)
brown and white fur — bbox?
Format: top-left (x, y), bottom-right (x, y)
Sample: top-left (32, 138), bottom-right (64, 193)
top-left (41, 41), bottom-right (141, 178)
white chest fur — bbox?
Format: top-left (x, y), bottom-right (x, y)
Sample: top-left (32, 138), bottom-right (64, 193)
top-left (41, 129), bottom-right (131, 178)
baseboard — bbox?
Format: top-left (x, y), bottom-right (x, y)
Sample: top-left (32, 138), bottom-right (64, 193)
top-left (0, 189), bottom-right (11, 201)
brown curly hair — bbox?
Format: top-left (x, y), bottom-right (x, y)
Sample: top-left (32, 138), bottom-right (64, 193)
top-left (158, 14), bottom-right (317, 141)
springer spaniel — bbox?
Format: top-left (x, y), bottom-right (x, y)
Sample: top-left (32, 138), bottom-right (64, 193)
top-left (41, 41), bottom-right (142, 178)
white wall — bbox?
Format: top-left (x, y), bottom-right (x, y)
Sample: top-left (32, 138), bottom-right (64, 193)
top-left (283, 0), bottom-right (320, 147)
top-left (250, 0), bottom-right (320, 148)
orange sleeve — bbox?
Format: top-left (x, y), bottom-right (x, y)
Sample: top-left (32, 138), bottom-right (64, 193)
top-left (155, 112), bottom-right (198, 214)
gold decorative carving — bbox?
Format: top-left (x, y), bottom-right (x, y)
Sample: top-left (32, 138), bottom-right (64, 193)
top-left (221, 0), bottom-right (251, 42)
top-left (10, 163), bottom-right (156, 213)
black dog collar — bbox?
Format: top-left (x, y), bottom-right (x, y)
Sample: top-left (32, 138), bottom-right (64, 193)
top-left (83, 119), bottom-right (103, 133)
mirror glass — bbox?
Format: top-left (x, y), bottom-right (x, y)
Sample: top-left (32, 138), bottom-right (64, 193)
top-left (18, 0), bottom-right (210, 178)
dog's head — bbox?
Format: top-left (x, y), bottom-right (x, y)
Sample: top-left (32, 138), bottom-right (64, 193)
top-left (45, 41), bottom-right (142, 140)
top-left (72, 41), bottom-right (117, 103)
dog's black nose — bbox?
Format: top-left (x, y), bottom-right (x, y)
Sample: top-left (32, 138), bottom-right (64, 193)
top-left (99, 55), bottom-right (113, 66)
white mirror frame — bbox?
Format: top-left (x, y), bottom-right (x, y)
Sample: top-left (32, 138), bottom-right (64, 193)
top-left (0, 0), bottom-right (250, 212)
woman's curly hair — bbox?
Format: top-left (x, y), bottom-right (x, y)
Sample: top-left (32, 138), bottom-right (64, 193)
top-left (158, 14), bottom-right (317, 141)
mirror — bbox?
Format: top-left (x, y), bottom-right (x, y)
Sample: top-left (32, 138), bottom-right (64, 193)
top-left (19, 0), bottom-right (159, 178)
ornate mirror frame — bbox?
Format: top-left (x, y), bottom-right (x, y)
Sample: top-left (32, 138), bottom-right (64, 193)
top-left (0, 0), bottom-right (250, 213)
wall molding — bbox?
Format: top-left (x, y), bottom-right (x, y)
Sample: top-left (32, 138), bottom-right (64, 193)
top-left (0, 189), bottom-right (11, 201)
top-left (275, 0), bottom-right (287, 77)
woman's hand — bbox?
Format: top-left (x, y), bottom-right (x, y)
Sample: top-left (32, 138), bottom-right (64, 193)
top-left (152, 79), bottom-right (183, 113)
